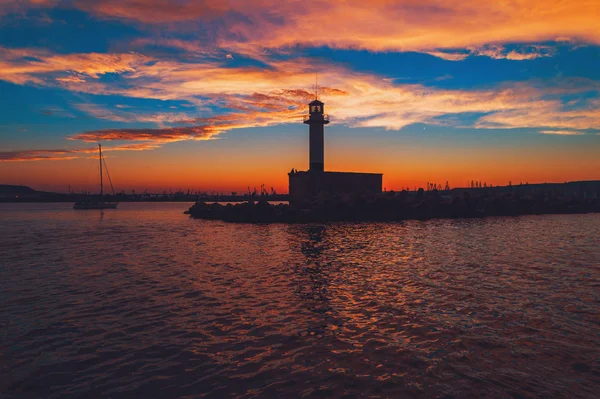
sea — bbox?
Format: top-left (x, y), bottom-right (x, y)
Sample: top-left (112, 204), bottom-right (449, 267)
top-left (1, 202), bottom-right (599, 398)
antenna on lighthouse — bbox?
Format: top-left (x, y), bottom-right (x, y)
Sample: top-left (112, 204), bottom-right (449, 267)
top-left (315, 72), bottom-right (318, 100)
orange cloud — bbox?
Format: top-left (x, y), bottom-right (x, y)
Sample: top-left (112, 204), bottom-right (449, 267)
top-left (70, 126), bottom-right (217, 143)
top-left (0, 47), bottom-right (149, 85)
top-left (69, 0), bottom-right (600, 53)
top-left (426, 45), bottom-right (556, 61)
top-left (74, 0), bottom-right (230, 23)
top-left (3, 1), bottom-right (598, 56)
top-left (56, 76), bottom-right (87, 83)
top-left (0, 143), bottom-right (161, 162)
top-left (477, 98), bottom-right (600, 130)
top-left (69, 106), bottom-right (305, 145)
top-left (0, 149), bottom-right (84, 162)
top-left (539, 130), bottom-right (586, 135)
top-left (470, 44), bottom-right (556, 60)
top-left (422, 50), bottom-right (470, 61)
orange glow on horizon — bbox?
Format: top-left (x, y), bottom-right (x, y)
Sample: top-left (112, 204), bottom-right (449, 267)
top-left (3, 141), bottom-right (599, 194)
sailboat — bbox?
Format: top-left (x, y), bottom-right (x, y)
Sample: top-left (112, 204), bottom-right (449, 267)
top-left (73, 144), bottom-right (118, 210)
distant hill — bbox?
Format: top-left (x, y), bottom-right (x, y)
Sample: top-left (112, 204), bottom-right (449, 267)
top-left (0, 184), bottom-right (72, 201)
top-left (0, 185), bottom-right (38, 196)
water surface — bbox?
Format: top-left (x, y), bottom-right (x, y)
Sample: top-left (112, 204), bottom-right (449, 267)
top-left (1, 203), bottom-right (599, 398)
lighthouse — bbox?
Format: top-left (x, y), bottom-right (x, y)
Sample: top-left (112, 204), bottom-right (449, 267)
top-left (288, 93), bottom-right (382, 206)
top-left (304, 99), bottom-right (329, 172)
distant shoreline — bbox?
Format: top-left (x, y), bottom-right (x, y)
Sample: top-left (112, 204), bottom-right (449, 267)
top-left (0, 184), bottom-right (289, 203)
top-left (0, 197), bottom-right (264, 203)
top-left (2, 181), bottom-right (599, 203)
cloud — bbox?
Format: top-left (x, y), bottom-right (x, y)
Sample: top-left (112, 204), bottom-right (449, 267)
top-left (70, 126), bottom-right (218, 143)
top-left (539, 130), bottom-right (585, 135)
top-left (74, 0), bottom-right (228, 23)
top-left (504, 51), bottom-right (547, 61)
top-left (39, 106), bottom-right (74, 118)
top-left (424, 44), bottom-right (556, 61)
top-left (422, 50), bottom-right (470, 61)
top-left (470, 44), bottom-right (556, 60)
top-left (0, 0), bottom-right (57, 17)
top-left (476, 97), bottom-right (600, 130)
top-left (126, 38), bottom-right (219, 59)
top-left (0, 47), bottom-right (149, 85)
top-left (56, 76), bottom-right (87, 83)
top-left (72, 0), bottom-right (600, 52)
top-left (0, 143), bottom-right (161, 162)
top-left (69, 106), bottom-right (308, 145)
top-left (73, 102), bottom-right (192, 125)
top-left (0, 149), bottom-right (84, 162)
top-left (3, 1), bottom-right (599, 54)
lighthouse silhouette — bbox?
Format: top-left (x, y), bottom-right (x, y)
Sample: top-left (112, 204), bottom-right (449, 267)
top-left (288, 82), bottom-right (382, 206)
top-left (304, 98), bottom-right (329, 172)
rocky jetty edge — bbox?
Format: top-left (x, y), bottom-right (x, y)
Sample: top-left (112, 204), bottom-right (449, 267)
top-left (185, 189), bottom-right (600, 223)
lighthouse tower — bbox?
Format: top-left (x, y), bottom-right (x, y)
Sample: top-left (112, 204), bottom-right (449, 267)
top-left (288, 87), bottom-right (382, 206)
top-left (303, 99), bottom-right (329, 172)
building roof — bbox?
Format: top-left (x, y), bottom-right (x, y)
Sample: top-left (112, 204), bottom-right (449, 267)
top-left (289, 170), bottom-right (383, 176)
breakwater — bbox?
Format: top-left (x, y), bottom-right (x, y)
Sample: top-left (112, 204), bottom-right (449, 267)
top-left (185, 189), bottom-right (600, 223)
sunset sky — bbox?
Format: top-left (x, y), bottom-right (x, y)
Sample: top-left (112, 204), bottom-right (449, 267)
top-left (1, 0), bottom-right (599, 193)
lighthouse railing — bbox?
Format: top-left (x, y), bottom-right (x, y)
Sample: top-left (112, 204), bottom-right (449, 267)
top-left (303, 114), bottom-right (330, 122)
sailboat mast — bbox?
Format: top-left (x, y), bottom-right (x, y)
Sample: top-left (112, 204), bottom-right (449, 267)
top-left (99, 144), bottom-right (103, 198)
